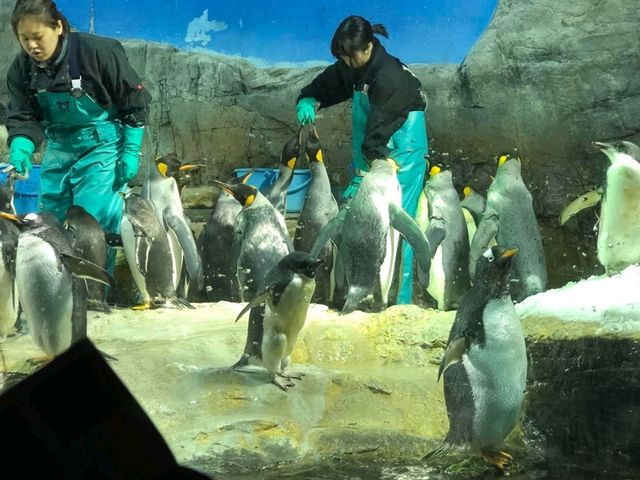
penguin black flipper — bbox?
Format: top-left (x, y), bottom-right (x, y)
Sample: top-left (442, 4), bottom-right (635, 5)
top-left (437, 287), bottom-right (488, 381)
top-left (424, 217), bottom-right (447, 255)
top-left (60, 253), bottom-right (115, 287)
top-left (71, 277), bottom-right (88, 344)
top-left (388, 203), bottom-right (434, 287)
top-left (235, 288), bottom-right (271, 322)
top-left (162, 209), bottom-right (204, 290)
top-left (469, 212), bottom-right (499, 281)
top-left (310, 208), bottom-right (347, 259)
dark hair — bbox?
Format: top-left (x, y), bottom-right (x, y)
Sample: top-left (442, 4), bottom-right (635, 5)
top-left (330, 15), bottom-right (388, 58)
top-left (11, 0), bottom-right (70, 37)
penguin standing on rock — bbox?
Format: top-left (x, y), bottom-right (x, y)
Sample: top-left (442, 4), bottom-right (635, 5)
top-left (0, 211), bottom-right (114, 358)
top-left (143, 155), bottom-right (203, 300)
top-left (469, 154), bottom-right (546, 302)
top-left (232, 251), bottom-right (321, 391)
top-left (120, 192), bottom-right (193, 310)
top-left (64, 205), bottom-right (110, 313)
top-left (293, 125), bottom-right (339, 305)
top-left (424, 245), bottom-right (527, 471)
top-left (214, 181), bottom-right (292, 303)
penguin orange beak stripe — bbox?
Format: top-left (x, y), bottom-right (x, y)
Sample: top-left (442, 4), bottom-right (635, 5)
top-left (179, 164), bottom-right (205, 171)
top-left (501, 248), bottom-right (519, 259)
top-left (0, 211), bottom-right (21, 223)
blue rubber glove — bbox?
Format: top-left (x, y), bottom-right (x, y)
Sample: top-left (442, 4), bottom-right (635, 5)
top-left (8, 136), bottom-right (35, 176)
top-left (296, 97), bottom-right (317, 125)
top-left (114, 125), bottom-right (144, 190)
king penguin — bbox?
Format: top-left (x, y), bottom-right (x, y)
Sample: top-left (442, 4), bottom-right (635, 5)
top-left (264, 129), bottom-right (304, 216)
top-left (120, 192), bottom-right (193, 309)
top-left (198, 173), bottom-right (253, 302)
top-left (469, 154), bottom-right (546, 302)
top-left (143, 154), bottom-right (203, 300)
top-left (64, 205), bottom-right (110, 313)
top-left (560, 141), bottom-right (640, 275)
top-left (293, 125), bottom-right (339, 305)
top-left (233, 251), bottom-right (321, 391)
top-left (0, 211), bottom-right (114, 358)
top-left (424, 245), bottom-right (526, 470)
top-left (419, 166), bottom-right (470, 311)
top-left (311, 159), bottom-right (433, 314)
top-left (0, 177), bottom-right (19, 340)
top-left (214, 180), bottom-right (292, 303)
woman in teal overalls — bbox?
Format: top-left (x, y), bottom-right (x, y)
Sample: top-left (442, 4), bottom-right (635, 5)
top-left (5, 0), bottom-right (150, 237)
top-left (296, 15), bottom-right (428, 305)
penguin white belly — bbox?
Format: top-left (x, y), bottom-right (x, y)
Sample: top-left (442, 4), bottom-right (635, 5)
top-left (0, 262), bottom-right (19, 339)
top-left (427, 246), bottom-right (445, 310)
top-left (371, 191), bottom-right (398, 306)
top-left (167, 227), bottom-right (183, 289)
top-left (597, 157), bottom-right (640, 273)
top-left (120, 217), bottom-right (151, 303)
top-left (464, 297), bottom-right (527, 449)
top-left (262, 276), bottom-right (315, 373)
top-left (462, 208), bottom-right (476, 247)
top-left (16, 235), bottom-right (73, 357)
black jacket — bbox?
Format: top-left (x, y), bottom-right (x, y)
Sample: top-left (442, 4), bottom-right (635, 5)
top-left (298, 40), bottom-right (426, 161)
top-left (6, 32), bottom-right (151, 147)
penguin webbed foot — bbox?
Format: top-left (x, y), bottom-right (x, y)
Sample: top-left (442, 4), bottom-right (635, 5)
top-left (271, 376), bottom-right (296, 392)
top-left (277, 370), bottom-right (305, 381)
top-left (480, 447), bottom-right (514, 471)
top-left (132, 301), bottom-right (152, 311)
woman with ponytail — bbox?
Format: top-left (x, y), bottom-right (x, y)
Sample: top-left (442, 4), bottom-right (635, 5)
top-left (296, 15), bottom-right (428, 305)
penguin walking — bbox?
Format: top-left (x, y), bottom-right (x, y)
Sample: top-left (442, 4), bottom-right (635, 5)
top-left (560, 141), bottom-right (640, 275)
top-left (424, 245), bottom-right (526, 470)
top-left (64, 205), bottom-right (110, 313)
top-left (469, 154), bottom-right (546, 301)
top-left (419, 166), bottom-right (470, 311)
top-left (293, 126), bottom-right (339, 305)
top-left (232, 251), bottom-right (321, 391)
top-left (214, 181), bottom-right (292, 303)
top-left (143, 155), bottom-right (203, 300)
top-left (120, 192), bottom-right (193, 310)
top-left (264, 129), bottom-right (304, 216)
top-left (0, 212), bottom-right (114, 358)
top-left (311, 159), bottom-right (433, 314)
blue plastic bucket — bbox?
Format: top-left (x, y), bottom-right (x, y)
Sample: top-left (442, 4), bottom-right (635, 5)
top-left (0, 164), bottom-right (41, 214)
top-left (233, 167), bottom-right (312, 213)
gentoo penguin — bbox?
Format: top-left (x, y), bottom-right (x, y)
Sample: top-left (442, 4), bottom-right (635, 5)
top-left (560, 141), bottom-right (640, 275)
top-left (214, 181), bottom-right (292, 302)
top-left (120, 192), bottom-right (193, 310)
top-left (64, 205), bottom-right (110, 313)
top-left (293, 125), bottom-right (339, 305)
top-left (460, 186), bottom-right (486, 247)
top-left (420, 166), bottom-right (470, 311)
top-left (424, 245), bottom-right (526, 470)
top-left (143, 154), bottom-right (203, 300)
top-left (198, 174), bottom-right (251, 302)
top-left (469, 154), bottom-right (546, 301)
top-left (311, 159), bottom-right (433, 314)
top-left (0, 211), bottom-right (114, 358)
top-left (233, 251), bottom-right (321, 391)
top-left (264, 129), bottom-right (304, 216)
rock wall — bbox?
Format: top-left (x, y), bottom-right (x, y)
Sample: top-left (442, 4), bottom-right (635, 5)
top-left (1, 0), bottom-right (639, 286)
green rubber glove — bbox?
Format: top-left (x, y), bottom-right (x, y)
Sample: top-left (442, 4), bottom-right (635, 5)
top-left (296, 97), bottom-right (317, 125)
top-left (114, 125), bottom-right (144, 190)
top-left (342, 173), bottom-right (364, 201)
top-left (8, 136), bottom-right (35, 176)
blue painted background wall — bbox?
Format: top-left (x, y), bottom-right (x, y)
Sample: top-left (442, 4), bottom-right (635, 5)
top-left (56, 0), bottom-right (496, 66)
